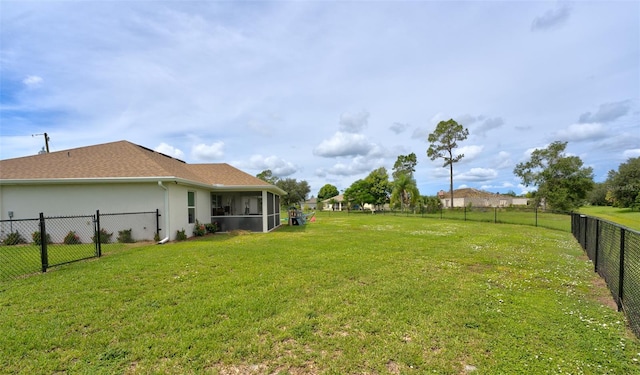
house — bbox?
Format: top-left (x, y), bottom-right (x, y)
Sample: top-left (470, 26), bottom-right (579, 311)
top-left (300, 196), bottom-right (317, 211)
top-left (321, 194), bottom-right (346, 211)
top-left (0, 141), bottom-right (286, 240)
top-left (437, 188), bottom-right (529, 208)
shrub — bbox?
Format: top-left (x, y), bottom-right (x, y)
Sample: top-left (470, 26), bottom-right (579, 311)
top-left (176, 229), bottom-right (187, 241)
top-left (92, 228), bottom-right (113, 244)
top-left (205, 222), bottom-right (218, 234)
top-left (154, 233), bottom-right (161, 242)
top-left (32, 231), bottom-right (52, 245)
top-left (2, 231), bottom-right (27, 246)
top-left (193, 220), bottom-right (206, 237)
top-left (64, 231), bottom-right (82, 245)
top-left (117, 228), bottom-right (134, 243)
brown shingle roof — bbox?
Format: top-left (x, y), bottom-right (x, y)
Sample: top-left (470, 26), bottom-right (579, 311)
top-left (187, 164), bottom-right (271, 187)
top-left (0, 140), bottom-right (274, 189)
top-left (442, 188), bottom-right (511, 199)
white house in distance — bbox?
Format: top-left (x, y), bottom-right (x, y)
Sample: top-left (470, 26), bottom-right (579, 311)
top-left (0, 140), bottom-right (286, 240)
top-left (321, 194), bottom-right (346, 211)
top-left (438, 188), bottom-right (529, 208)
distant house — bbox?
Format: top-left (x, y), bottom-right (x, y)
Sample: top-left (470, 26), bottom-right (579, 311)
top-left (300, 197), bottom-right (317, 211)
top-left (321, 194), bottom-right (345, 211)
top-left (0, 141), bottom-right (286, 240)
top-left (438, 188), bottom-right (529, 208)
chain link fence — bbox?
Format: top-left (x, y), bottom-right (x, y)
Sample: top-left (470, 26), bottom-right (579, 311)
top-left (0, 210), bottom-right (159, 281)
top-left (572, 213), bottom-right (640, 337)
top-left (0, 218), bottom-right (41, 280)
top-left (349, 207), bottom-right (571, 232)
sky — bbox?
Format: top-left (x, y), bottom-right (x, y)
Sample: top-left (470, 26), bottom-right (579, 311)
top-left (1, 1), bottom-right (638, 198)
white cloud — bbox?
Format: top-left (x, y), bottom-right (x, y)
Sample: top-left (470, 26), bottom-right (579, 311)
top-left (339, 110), bottom-right (369, 133)
top-left (456, 168), bottom-right (498, 182)
top-left (155, 142), bottom-right (185, 159)
top-left (247, 154), bottom-right (297, 176)
top-left (313, 132), bottom-right (375, 157)
top-left (324, 155), bottom-right (379, 176)
top-left (431, 168), bottom-right (450, 179)
top-left (23, 75), bottom-right (43, 87)
top-left (623, 149), bottom-right (640, 158)
top-left (455, 145), bottom-right (484, 162)
top-left (555, 123), bottom-right (606, 142)
top-left (493, 151), bottom-right (512, 169)
top-left (192, 141), bottom-right (225, 161)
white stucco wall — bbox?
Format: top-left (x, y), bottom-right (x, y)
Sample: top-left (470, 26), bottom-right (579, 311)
top-left (164, 183), bottom-right (212, 239)
top-left (0, 183), bottom-right (163, 220)
top-left (0, 182), bottom-right (166, 243)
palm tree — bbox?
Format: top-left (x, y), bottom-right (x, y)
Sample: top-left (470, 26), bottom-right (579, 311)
top-left (391, 174), bottom-right (420, 212)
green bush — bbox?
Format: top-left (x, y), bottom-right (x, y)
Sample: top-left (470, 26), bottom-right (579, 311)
top-left (205, 222), bottom-right (218, 234)
top-left (92, 228), bottom-right (113, 244)
top-left (117, 228), bottom-right (134, 243)
top-left (2, 231), bottom-right (27, 246)
top-left (176, 229), bottom-right (187, 241)
top-left (193, 220), bottom-right (206, 237)
top-left (32, 231), bottom-right (52, 245)
top-left (64, 231), bottom-right (82, 245)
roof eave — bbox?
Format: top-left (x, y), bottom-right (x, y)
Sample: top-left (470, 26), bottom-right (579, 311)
top-left (212, 184), bottom-right (287, 195)
top-left (0, 177), bottom-right (287, 195)
top-left (0, 177), bottom-right (180, 185)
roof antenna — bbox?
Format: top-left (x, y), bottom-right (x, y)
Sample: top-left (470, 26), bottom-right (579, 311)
top-left (32, 133), bottom-right (50, 153)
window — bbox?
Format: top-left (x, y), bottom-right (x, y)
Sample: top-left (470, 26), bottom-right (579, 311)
top-left (188, 191), bottom-right (195, 224)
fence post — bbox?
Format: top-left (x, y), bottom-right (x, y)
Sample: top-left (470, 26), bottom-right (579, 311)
top-left (464, 206), bottom-right (467, 221)
top-left (39, 213), bottom-right (48, 272)
top-left (618, 228), bottom-right (626, 312)
top-left (95, 210), bottom-right (102, 257)
top-left (594, 219), bottom-right (599, 273)
top-left (494, 207), bottom-right (497, 224)
top-left (582, 215), bottom-right (588, 250)
top-left (535, 207), bottom-right (538, 227)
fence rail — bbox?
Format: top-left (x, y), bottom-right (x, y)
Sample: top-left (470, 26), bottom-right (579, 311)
top-left (571, 213), bottom-right (640, 337)
top-left (0, 210), bottom-right (159, 281)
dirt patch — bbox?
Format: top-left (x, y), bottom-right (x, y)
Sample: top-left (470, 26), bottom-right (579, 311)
top-left (386, 360), bottom-right (400, 374)
top-left (590, 275), bottom-right (618, 310)
top-left (229, 230), bottom-right (252, 237)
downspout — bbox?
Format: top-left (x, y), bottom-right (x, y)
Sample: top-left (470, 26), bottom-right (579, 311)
top-left (157, 181), bottom-right (170, 244)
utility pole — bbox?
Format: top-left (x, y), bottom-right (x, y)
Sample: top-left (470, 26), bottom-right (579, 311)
top-left (32, 133), bottom-right (50, 153)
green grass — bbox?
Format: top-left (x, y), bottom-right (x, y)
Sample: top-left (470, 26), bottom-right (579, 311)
top-left (0, 242), bottom-right (129, 282)
top-left (1, 212), bottom-right (639, 374)
top-left (579, 206), bottom-right (640, 231)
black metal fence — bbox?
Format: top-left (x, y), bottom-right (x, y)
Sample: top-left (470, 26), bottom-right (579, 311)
top-left (571, 213), bottom-right (640, 337)
top-left (0, 210), bottom-right (159, 281)
top-left (346, 207), bottom-right (571, 232)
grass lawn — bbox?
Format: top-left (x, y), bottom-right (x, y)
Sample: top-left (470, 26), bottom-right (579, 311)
top-left (1, 212), bottom-right (639, 374)
top-left (578, 206), bottom-right (640, 232)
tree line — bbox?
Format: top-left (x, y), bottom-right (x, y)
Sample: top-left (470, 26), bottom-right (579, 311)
top-left (257, 119), bottom-right (639, 212)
